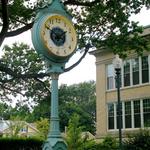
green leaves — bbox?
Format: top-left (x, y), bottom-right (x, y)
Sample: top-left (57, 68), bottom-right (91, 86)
top-left (1, 0), bottom-right (150, 55)
top-left (0, 43), bottom-right (50, 104)
top-left (124, 129), bottom-right (150, 150)
top-left (66, 113), bottom-right (85, 150)
top-left (69, 0), bottom-right (150, 56)
top-left (59, 81), bottom-right (96, 133)
top-left (36, 117), bottom-right (49, 140)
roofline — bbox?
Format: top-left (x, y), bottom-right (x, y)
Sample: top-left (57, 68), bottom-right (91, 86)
top-left (143, 24), bottom-right (150, 29)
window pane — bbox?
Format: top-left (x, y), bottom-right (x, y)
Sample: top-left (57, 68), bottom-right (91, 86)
top-left (107, 64), bottom-right (115, 90)
top-left (108, 103), bottom-right (114, 129)
top-left (132, 58), bottom-right (139, 85)
top-left (107, 77), bottom-right (114, 90)
top-left (125, 101), bottom-right (132, 128)
top-left (142, 56), bottom-right (149, 83)
top-left (124, 60), bottom-right (130, 86)
top-left (116, 103), bottom-right (122, 129)
top-left (134, 100), bottom-right (141, 128)
top-left (143, 99), bottom-right (150, 127)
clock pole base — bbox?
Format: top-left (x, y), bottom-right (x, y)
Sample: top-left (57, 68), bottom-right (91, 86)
top-left (42, 137), bottom-right (67, 150)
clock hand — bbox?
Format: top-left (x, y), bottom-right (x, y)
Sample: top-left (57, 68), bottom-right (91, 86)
top-left (45, 25), bottom-right (57, 36)
top-left (45, 24), bottom-right (51, 30)
top-left (59, 31), bottom-right (67, 39)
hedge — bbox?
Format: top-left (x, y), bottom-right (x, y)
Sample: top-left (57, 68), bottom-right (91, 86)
top-left (0, 137), bottom-right (43, 150)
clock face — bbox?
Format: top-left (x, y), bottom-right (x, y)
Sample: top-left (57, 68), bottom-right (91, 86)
top-left (41, 14), bottom-right (77, 57)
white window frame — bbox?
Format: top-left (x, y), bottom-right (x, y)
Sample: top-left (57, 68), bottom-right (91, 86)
top-left (107, 98), bottom-right (150, 131)
top-left (106, 54), bottom-right (150, 91)
top-left (106, 64), bottom-right (115, 90)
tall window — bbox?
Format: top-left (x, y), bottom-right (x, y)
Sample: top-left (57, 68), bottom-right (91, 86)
top-left (125, 101), bottom-right (132, 128)
top-left (143, 99), bottom-right (150, 127)
top-left (124, 60), bottom-right (130, 86)
top-left (132, 58), bottom-right (139, 85)
top-left (107, 64), bottom-right (115, 90)
top-left (134, 100), bottom-right (141, 128)
top-left (108, 103), bottom-right (114, 129)
top-left (142, 56), bottom-right (149, 83)
top-left (116, 103), bottom-right (122, 129)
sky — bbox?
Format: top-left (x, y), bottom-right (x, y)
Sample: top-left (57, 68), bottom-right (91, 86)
top-left (1, 7), bottom-right (150, 86)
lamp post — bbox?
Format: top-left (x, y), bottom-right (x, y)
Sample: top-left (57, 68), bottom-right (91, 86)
top-left (113, 54), bottom-right (123, 150)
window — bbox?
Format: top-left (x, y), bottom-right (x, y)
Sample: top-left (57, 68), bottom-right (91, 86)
top-left (124, 60), bottom-right (130, 86)
top-left (125, 101), bottom-right (132, 128)
top-left (134, 100), bottom-right (141, 128)
top-left (107, 98), bottom-right (150, 130)
top-left (132, 58), bottom-right (139, 85)
top-left (142, 56), bottom-right (149, 83)
top-left (20, 127), bottom-right (27, 132)
top-left (116, 103), bottom-right (122, 129)
top-left (108, 103), bottom-right (114, 129)
top-left (143, 99), bottom-right (150, 127)
top-left (107, 64), bottom-right (115, 90)
top-left (106, 55), bottom-right (150, 90)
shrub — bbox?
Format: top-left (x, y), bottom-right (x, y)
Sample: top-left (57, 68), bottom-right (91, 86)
top-left (0, 137), bottom-right (43, 150)
top-left (98, 136), bottom-right (118, 150)
top-left (83, 136), bottom-right (118, 150)
top-left (83, 140), bottom-right (98, 150)
top-left (124, 129), bottom-right (150, 150)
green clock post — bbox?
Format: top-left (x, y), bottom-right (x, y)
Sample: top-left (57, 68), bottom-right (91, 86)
top-left (31, 0), bottom-right (77, 149)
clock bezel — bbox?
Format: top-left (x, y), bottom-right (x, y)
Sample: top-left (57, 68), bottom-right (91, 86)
top-left (40, 14), bottom-right (77, 58)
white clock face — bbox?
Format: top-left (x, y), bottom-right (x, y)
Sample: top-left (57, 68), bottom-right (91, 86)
top-left (41, 14), bottom-right (77, 57)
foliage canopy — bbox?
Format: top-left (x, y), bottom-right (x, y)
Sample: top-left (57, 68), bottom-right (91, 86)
top-left (0, 0), bottom-right (150, 113)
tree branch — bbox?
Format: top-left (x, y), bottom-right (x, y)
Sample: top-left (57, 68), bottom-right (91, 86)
top-left (64, 0), bottom-right (99, 6)
top-left (0, 0), bottom-right (9, 46)
top-left (34, 77), bottom-right (50, 93)
top-left (5, 22), bottom-right (34, 37)
top-left (0, 83), bottom-right (25, 96)
top-left (4, 0), bottom-right (98, 38)
top-left (0, 63), bottom-right (50, 83)
top-left (64, 44), bottom-right (91, 72)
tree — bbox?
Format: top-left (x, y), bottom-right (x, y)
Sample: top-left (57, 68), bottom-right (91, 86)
top-left (0, 102), bottom-right (13, 120)
top-left (27, 95), bottom-right (50, 122)
top-left (65, 113), bottom-right (85, 150)
top-left (0, 0), bottom-right (150, 89)
top-left (0, 1), bottom-right (150, 132)
top-left (36, 117), bottom-right (49, 140)
top-left (59, 81), bottom-right (96, 133)
top-left (28, 81), bottom-right (96, 133)
top-left (0, 43), bottom-right (50, 103)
